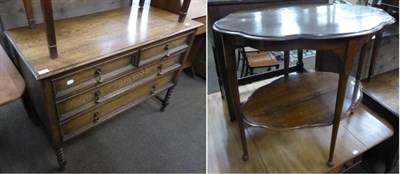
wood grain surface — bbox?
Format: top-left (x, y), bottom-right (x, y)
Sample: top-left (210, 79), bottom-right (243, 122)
top-left (208, 80), bottom-right (393, 173)
top-left (213, 4), bottom-right (395, 40)
top-left (363, 69), bottom-right (399, 115)
top-left (242, 72), bottom-right (362, 131)
top-left (0, 46), bottom-right (25, 105)
top-left (5, 5), bottom-right (201, 80)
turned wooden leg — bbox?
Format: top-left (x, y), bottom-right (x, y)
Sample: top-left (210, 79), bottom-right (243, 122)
top-left (160, 87), bottom-right (174, 112)
top-left (56, 146), bottom-right (66, 169)
top-left (284, 51), bottom-right (290, 77)
top-left (40, 0), bottom-right (58, 58)
top-left (367, 33), bottom-right (382, 81)
top-left (178, 0), bottom-right (191, 23)
top-left (297, 49), bottom-right (304, 73)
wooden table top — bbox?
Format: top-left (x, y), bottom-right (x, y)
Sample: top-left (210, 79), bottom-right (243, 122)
top-left (213, 4), bottom-right (395, 40)
top-left (5, 6), bottom-right (202, 80)
top-left (0, 46), bottom-right (25, 106)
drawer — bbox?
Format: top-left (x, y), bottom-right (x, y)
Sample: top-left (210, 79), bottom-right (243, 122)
top-left (56, 52), bottom-right (184, 121)
top-left (60, 72), bottom-right (176, 141)
top-left (52, 51), bottom-right (138, 99)
top-left (139, 32), bottom-right (193, 66)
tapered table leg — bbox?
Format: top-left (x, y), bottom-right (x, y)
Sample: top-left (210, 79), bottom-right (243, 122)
top-left (327, 38), bottom-right (358, 167)
top-left (221, 33), bottom-right (249, 160)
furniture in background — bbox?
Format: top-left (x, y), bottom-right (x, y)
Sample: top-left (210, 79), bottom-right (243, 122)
top-left (237, 47), bottom-right (279, 77)
top-left (0, 45), bottom-right (25, 106)
top-left (208, 0), bottom-right (329, 122)
top-left (6, 0), bottom-right (202, 169)
top-left (213, 3), bottom-right (394, 167)
top-left (148, 0), bottom-right (206, 78)
top-left (185, 0), bottom-right (206, 78)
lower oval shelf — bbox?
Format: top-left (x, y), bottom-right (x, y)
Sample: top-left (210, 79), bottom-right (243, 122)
top-left (242, 72), bottom-right (362, 131)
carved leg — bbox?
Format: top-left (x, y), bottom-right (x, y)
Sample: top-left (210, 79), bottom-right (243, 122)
top-left (160, 87), bottom-right (174, 112)
top-left (367, 33), bottom-right (382, 81)
top-left (56, 146), bottom-right (66, 169)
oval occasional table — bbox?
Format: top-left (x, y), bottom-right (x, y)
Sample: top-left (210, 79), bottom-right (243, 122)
top-left (212, 4), bottom-right (395, 167)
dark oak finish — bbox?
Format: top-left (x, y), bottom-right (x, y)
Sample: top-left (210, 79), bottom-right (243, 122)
top-left (242, 72), bottom-right (362, 131)
top-left (7, 4), bottom-right (201, 168)
top-left (213, 4), bottom-right (394, 167)
top-left (0, 45), bottom-right (25, 106)
top-left (208, 0), bottom-right (329, 122)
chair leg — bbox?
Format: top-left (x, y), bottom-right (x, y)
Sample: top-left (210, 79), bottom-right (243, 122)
top-left (236, 48), bottom-right (241, 70)
top-left (240, 56), bottom-right (246, 78)
top-left (249, 67), bottom-right (254, 75)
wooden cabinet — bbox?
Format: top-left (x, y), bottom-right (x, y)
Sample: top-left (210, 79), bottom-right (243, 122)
top-left (5, 3), bottom-right (202, 168)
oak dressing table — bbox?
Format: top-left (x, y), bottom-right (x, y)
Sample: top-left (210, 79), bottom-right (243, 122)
top-left (213, 4), bottom-right (394, 166)
top-left (5, 0), bottom-right (202, 168)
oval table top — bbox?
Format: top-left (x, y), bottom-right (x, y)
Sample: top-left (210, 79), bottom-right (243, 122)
top-left (213, 4), bottom-right (395, 40)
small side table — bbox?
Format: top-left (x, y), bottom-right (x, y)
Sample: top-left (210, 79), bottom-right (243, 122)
top-left (213, 4), bottom-right (394, 167)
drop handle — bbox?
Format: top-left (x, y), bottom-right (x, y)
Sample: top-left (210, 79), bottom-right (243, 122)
top-left (94, 91), bottom-right (101, 103)
top-left (157, 64), bottom-right (163, 75)
top-left (95, 67), bottom-right (103, 83)
top-left (151, 85), bottom-right (156, 95)
top-left (93, 112), bottom-right (100, 123)
top-left (164, 44), bottom-right (170, 57)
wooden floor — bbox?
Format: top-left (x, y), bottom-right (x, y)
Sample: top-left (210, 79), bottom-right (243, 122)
top-left (363, 69), bottom-right (399, 115)
top-left (208, 78), bottom-right (394, 173)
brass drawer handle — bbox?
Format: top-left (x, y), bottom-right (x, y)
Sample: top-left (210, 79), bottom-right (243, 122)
top-left (164, 44), bottom-right (170, 57)
top-left (157, 64), bottom-right (163, 75)
top-left (95, 67), bottom-right (103, 83)
top-left (93, 112), bottom-right (100, 123)
top-left (94, 91), bottom-right (101, 103)
top-left (151, 85), bottom-right (156, 95)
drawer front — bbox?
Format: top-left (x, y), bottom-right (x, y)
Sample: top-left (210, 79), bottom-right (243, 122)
top-left (56, 52), bottom-right (184, 121)
top-left (139, 32), bottom-right (192, 66)
top-left (52, 51), bottom-right (138, 98)
top-left (60, 72), bottom-right (176, 141)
